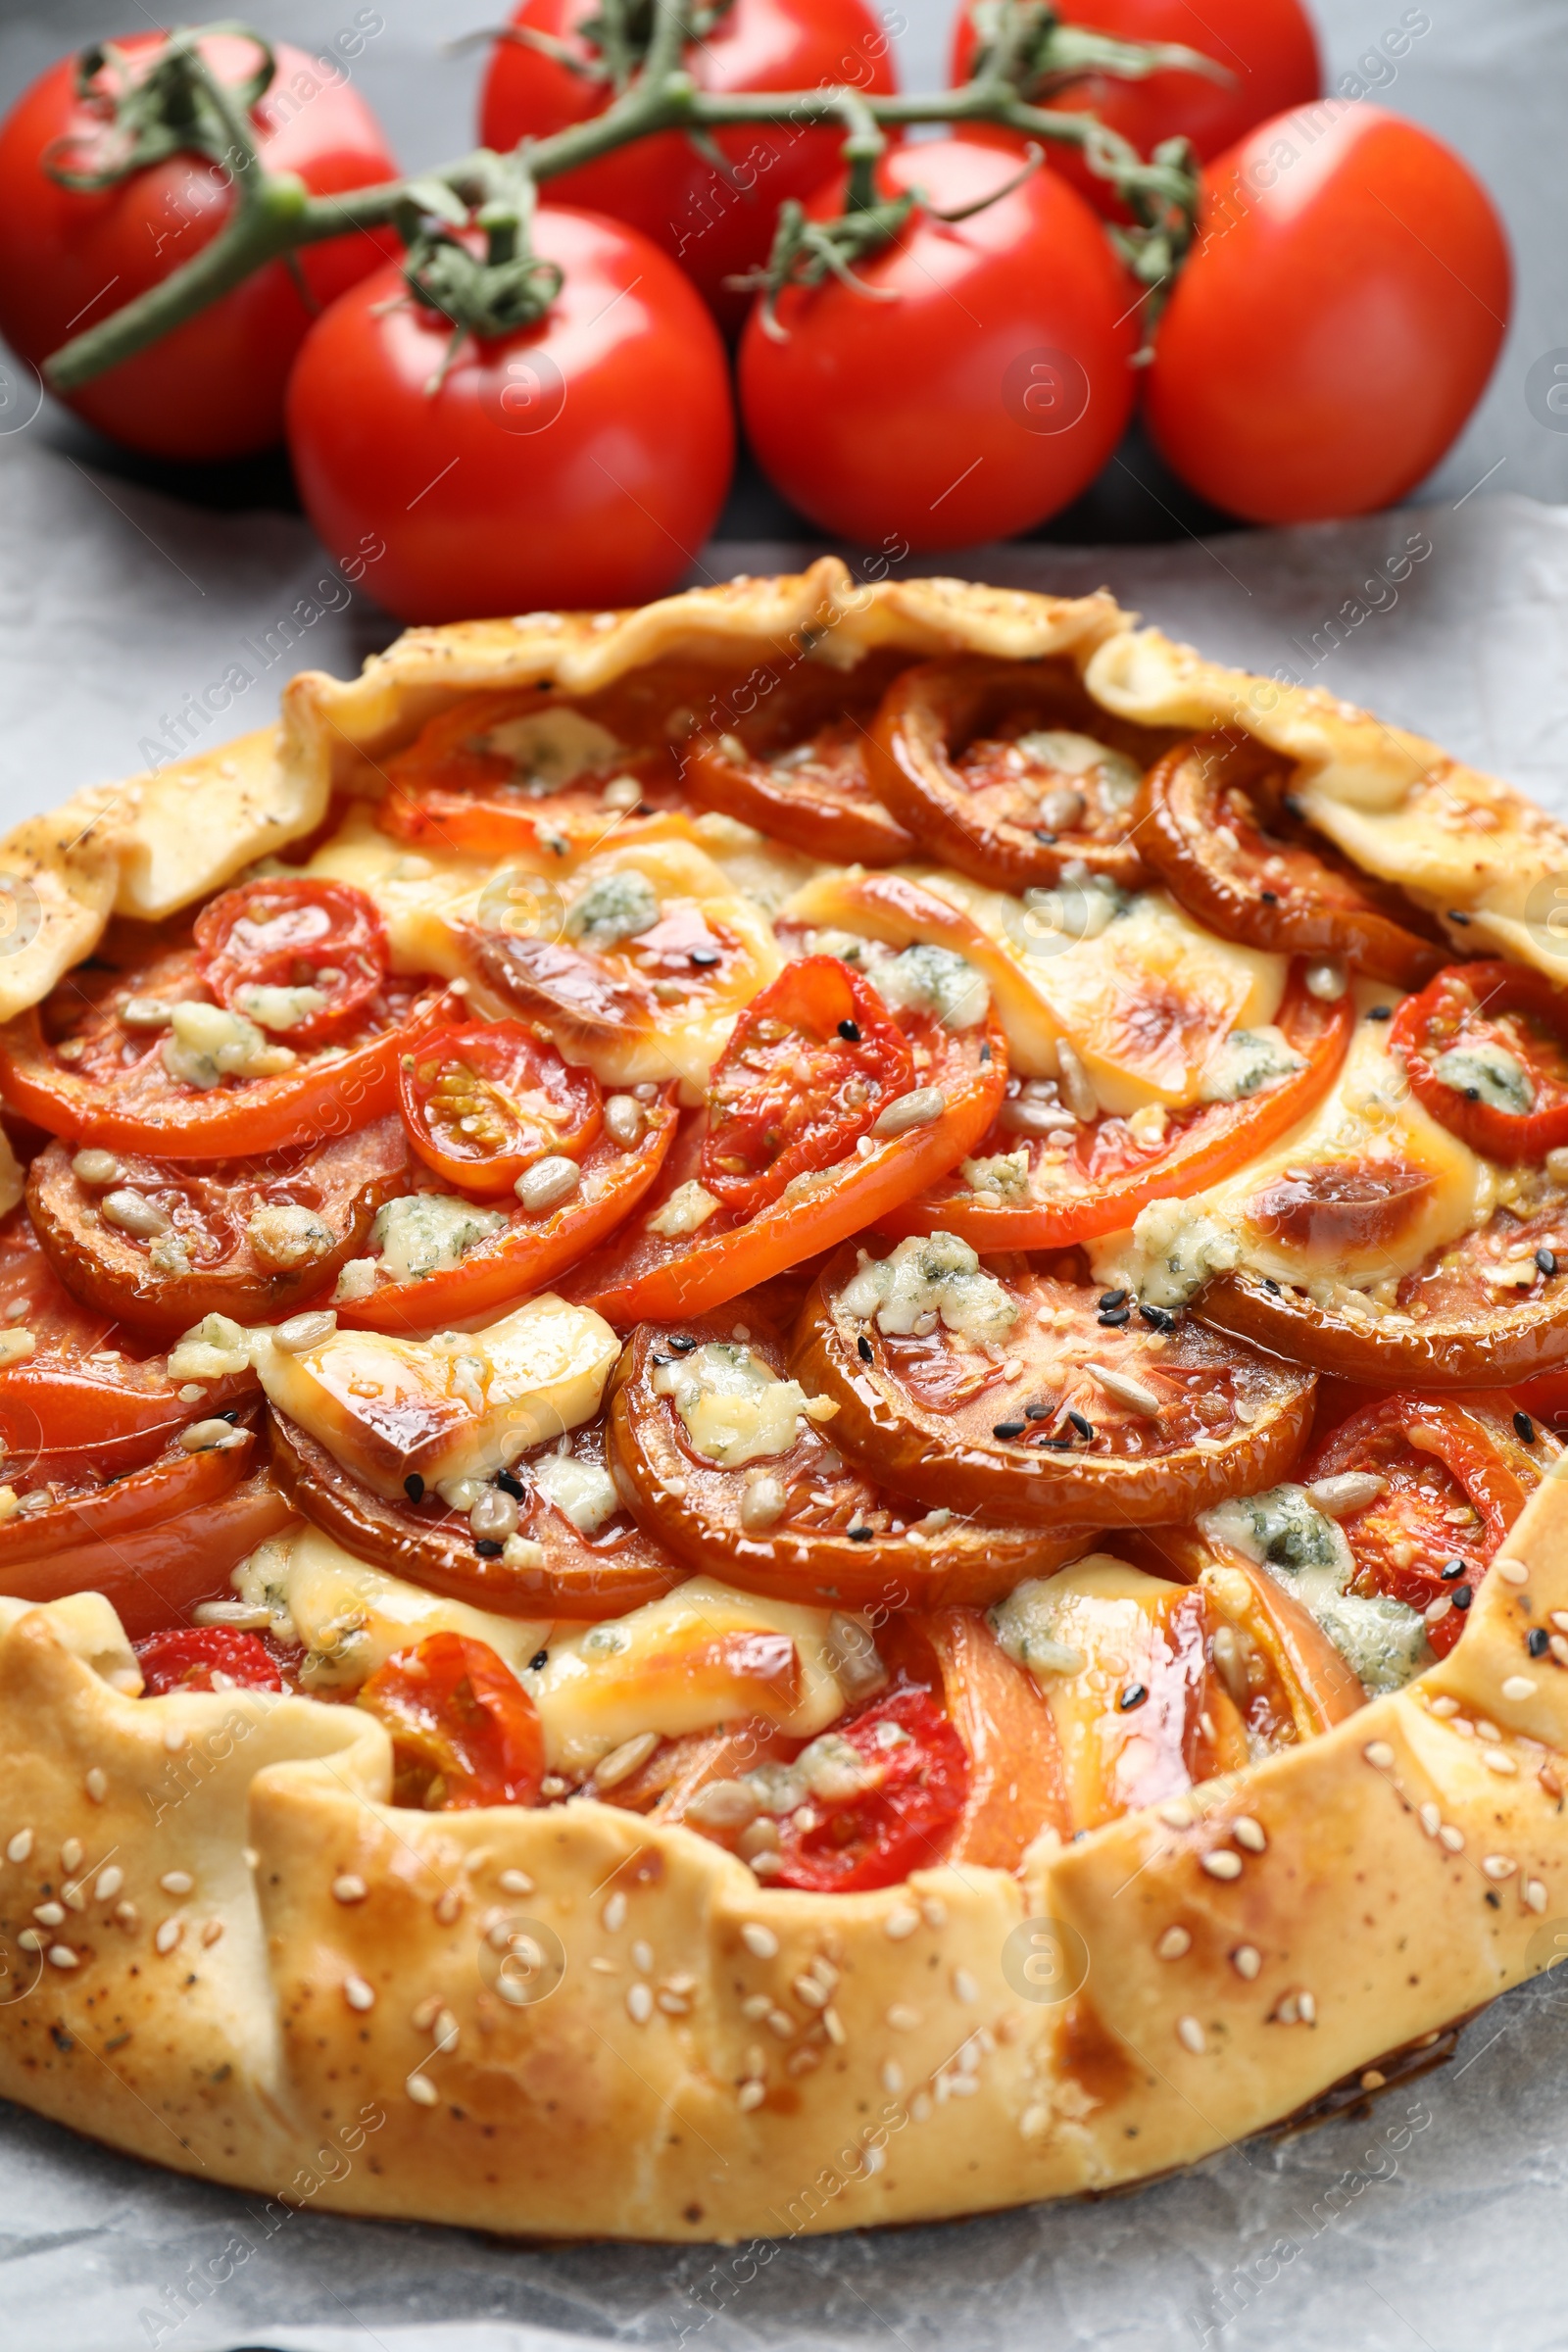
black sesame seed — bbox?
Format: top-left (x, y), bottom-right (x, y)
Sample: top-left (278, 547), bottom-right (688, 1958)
top-left (1035, 829), bottom-right (1058, 846)
top-left (1441, 1558), bottom-right (1468, 1581)
top-left (1464, 1086), bottom-right (1481, 1101)
top-left (1067, 1410), bottom-right (1095, 1441)
top-left (1260, 889), bottom-right (1279, 905)
top-left (1538, 1248), bottom-right (1558, 1277)
top-left (1118, 1683), bottom-right (1148, 1711)
top-left (838, 1019), bottom-right (861, 1043)
top-left (1529, 1626), bottom-right (1551, 1657)
top-left (1486, 1889), bottom-right (1501, 1908)
top-left (404, 1473), bottom-right (425, 1504)
top-left (1098, 1306), bottom-right (1130, 1328)
top-left (529, 1649), bottom-right (549, 1672)
top-left (1139, 1301), bottom-right (1176, 1332)
top-left (848, 1524), bottom-right (873, 1542)
top-left (1024, 1400), bottom-right (1051, 1419)
top-left (1367, 1005), bottom-right (1392, 1021)
top-left (857, 1334), bottom-right (873, 1362)
top-left (475, 1539), bottom-right (504, 1558)
top-left (1451, 1583), bottom-right (1474, 1611)
top-left (690, 948), bottom-right (720, 967)
top-left (650, 1351), bottom-right (675, 1367)
top-left (1515, 1410), bottom-right (1538, 1445)
top-left (1099, 1289), bottom-right (1129, 1310)
top-left (993, 1419), bottom-right (1027, 1440)
top-left (1040, 1434), bottom-right (1073, 1449)
top-left (494, 1469), bottom-right (525, 1500)
top-left (1263, 1277), bottom-right (1281, 1294)
top-left (979, 1039), bottom-right (992, 1062)
top-left (1448, 909), bottom-right (1471, 925)
top-left (670, 1334), bottom-right (698, 1352)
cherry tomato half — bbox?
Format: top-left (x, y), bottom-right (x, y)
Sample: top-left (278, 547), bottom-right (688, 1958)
top-left (135, 1625), bottom-right (286, 1695)
top-left (1144, 104), bottom-right (1511, 522)
top-left (770, 1683), bottom-right (969, 1892)
top-left (1391, 962), bottom-right (1568, 1164)
top-left (0, 30), bottom-right (399, 459)
top-left (399, 1022), bottom-right (603, 1198)
top-left (195, 877), bottom-right (388, 1048)
top-left (358, 1632), bottom-right (546, 1809)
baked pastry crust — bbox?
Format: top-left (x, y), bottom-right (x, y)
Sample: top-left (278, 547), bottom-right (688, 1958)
top-left (0, 564), bottom-right (1564, 2240)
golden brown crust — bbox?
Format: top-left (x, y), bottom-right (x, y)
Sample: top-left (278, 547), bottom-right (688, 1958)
top-left (4, 569), bottom-right (1568, 2238)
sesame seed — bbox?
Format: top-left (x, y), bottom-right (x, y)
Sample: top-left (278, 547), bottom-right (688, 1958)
top-left (1233, 1817), bottom-right (1266, 1851)
top-left (84, 1769), bottom-right (107, 1802)
top-left (1482, 1855), bottom-right (1517, 1881)
top-left (162, 1727), bottom-right (187, 1753)
top-left (60, 1838), bottom-right (81, 1874)
top-left (1362, 1740), bottom-right (1396, 1770)
top-left (1496, 1558), bottom-right (1529, 1586)
top-left (953, 1968), bottom-right (979, 2004)
top-left (921, 1897), bottom-right (947, 1930)
top-left (740, 1991), bottom-right (771, 2019)
top-left (344, 1975), bottom-right (376, 2011)
top-left (159, 1871), bottom-right (193, 1896)
top-left (1232, 1945), bottom-right (1261, 1980)
top-left (886, 2003), bottom-right (920, 2031)
top-left (738, 2081), bottom-right (766, 2111)
top-left (31, 1903), bottom-right (63, 1928)
top-left (201, 1920), bottom-right (223, 1947)
top-left (94, 1866), bottom-right (123, 1901)
top-left (1200, 1850), bottom-right (1243, 1881)
top-left (630, 1938), bottom-right (653, 1976)
top-left (1429, 1693), bottom-right (1460, 1716)
top-left (1157, 1799), bottom-right (1196, 1829)
top-left (822, 2005), bottom-right (847, 2045)
top-left (15, 1930), bottom-right (39, 1952)
top-left (1483, 1748), bottom-right (1519, 1775)
top-left (766, 2008), bottom-right (794, 2038)
top-left (882, 2061), bottom-right (904, 2094)
top-left (113, 1901), bottom-right (137, 1929)
top-left (1553, 1612), bottom-right (1568, 1634)
top-left (6, 1829), bottom-right (32, 1864)
top-left (626, 1983), bottom-right (654, 2024)
top-left (910, 2089), bottom-right (932, 2122)
top-left (1156, 1926), bottom-right (1192, 1959)
top-left (1176, 2016), bottom-right (1205, 2053)
top-left (47, 1945), bottom-right (77, 1969)
top-left (1298, 1990), bottom-right (1317, 2024)
top-left (435, 1887), bottom-right (462, 1925)
top-left (794, 1974), bottom-right (828, 2008)
top-left (498, 1869), bottom-right (534, 1895)
top-left (1551, 1635), bottom-right (1568, 1668)
top-left (412, 1994), bottom-right (443, 2030)
top-left (741, 1921), bottom-right (778, 1959)
top-left (1418, 1803), bottom-right (1441, 1838)
top-left (1361, 2069), bottom-right (1387, 2090)
top-left (333, 1874), bottom-right (368, 1904)
top-left (154, 1919), bottom-right (181, 1955)
top-left (1439, 1825), bottom-right (1465, 1852)
top-left (948, 2073), bottom-right (978, 2097)
top-left (1502, 1675), bottom-right (1538, 1701)
top-left (1527, 1879), bottom-right (1547, 1913)
top-left (884, 1905), bottom-right (919, 1940)
top-left (406, 2074), bottom-right (439, 2106)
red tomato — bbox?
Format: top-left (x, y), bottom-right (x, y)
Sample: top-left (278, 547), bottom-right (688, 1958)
top-left (358, 1633), bottom-right (546, 1808)
top-left (399, 1021), bottom-right (603, 1197)
top-left (1144, 104), bottom-right (1511, 522)
top-left (135, 1625), bottom-right (286, 1694)
top-left (1390, 963), bottom-right (1568, 1164)
top-left (703, 959), bottom-right (914, 1215)
top-left (2, 1469), bottom-right (294, 1640)
top-left (0, 30), bottom-right (399, 459)
top-left (479, 0), bottom-right (899, 323)
top-left (771, 1683), bottom-right (969, 1892)
top-left (285, 216), bottom-right (735, 625)
top-left (949, 0), bottom-right (1320, 221)
top-left (738, 139), bottom-right (1137, 549)
top-left (196, 878), bottom-right (387, 1049)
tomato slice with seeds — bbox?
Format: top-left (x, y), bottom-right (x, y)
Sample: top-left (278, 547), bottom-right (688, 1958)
top-left (769, 1683), bottom-right (969, 1893)
top-left (1140, 731), bottom-right (1446, 988)
top-left (561, 1010), bottom-right (1005, 1326)
top-left (358, 1631), bottom-right (546, 1808)
top-left (792, 1243), bottom-right (1314, 1528)
top-left (135, 1624), bottom-right (288, 1695)
top-left (865, 656), bottom-right (1172, 891)
top-left (1391, 961), bottom-right (1568, 1162)
top-left (884, 961), bottom-right (1352, 1250)
top-left (1302, 1393), bottom-right (1549, 1656)
top-left (879, 1607), bottom-right (1070, 1866)
top-left (0, 921), bottom-right (455, 1159)
top-left (194, 877), bottom-right (388, 1047)
top-left (399, 1020), bottom-right (603, 1197)
top-left (701, 958), bottom-right (914, 1216)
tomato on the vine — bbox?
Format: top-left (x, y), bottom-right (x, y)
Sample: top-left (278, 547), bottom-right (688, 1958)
top-left (286, 213), bottom-right (735, 624)
top-left (738, 139), bottom-right (1136, 549)
top-left (0, 30), bottom-right (399, 460)
top-left (949, 0), bottom-right (1320, 221)
top-left (1144, 104), bottom-right (1511, 522)
top-left (479, 0), bottom-right (899, 323)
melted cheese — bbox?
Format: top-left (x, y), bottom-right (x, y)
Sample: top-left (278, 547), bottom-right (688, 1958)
top-left (251, 1295), bottom-right (619, 1501)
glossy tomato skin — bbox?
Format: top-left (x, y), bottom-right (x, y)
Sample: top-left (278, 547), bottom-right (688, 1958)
top-left (1144, 103), bottom-right (1511, 522)
top-left (479, 0), bottom-right (898, 323)
top-left (0, 31), bottom-right (399, 460)
top-left (949, 0), bottom-right (1320, 220)
top-left (286, 216), bottom-right (735, 624)
top-left (738, 140), bottom-right (1137, 549)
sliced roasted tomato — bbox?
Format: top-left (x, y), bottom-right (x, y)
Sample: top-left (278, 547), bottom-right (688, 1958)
top-left (769, 1682), bottom-right (969, 1893)
top-left (1139, 731), bottom-right (1446, 988)
top-left (561, 1010), bottom-right (1005, 1325)
top-left (399, 1020), bottom-right (602, 1197)
top-left (377, 680), bottom-right (689, 857)
top-left (880, 1607), bottom-right (1069, 1867)
top-left (0, 917), bottom-right (454, 1158)
top-left (682, 652), bottom-right (916, 866)
top-left (194, 876), bottom-right (388, 1046)
top-left (792, 1240), bottom-right (1314, 1528)
top-left (864, 656), bottom-right (1172, 891)
top-left (270, 1404), bottom-right (683, 1619)
top-left (884, 960), bottom-right (1352, 1250)
top-left (334, 1085), bottom-right (678, 1333)
top-left (27, 1115), bottom-right (408, 1335)
top-left (701, 958), bottom-right (914, 1215)
top-left (1124, 1527), bottom-right (1366, 1737)
top-left (1391, 961), bottom-right (1568, 1162)
top-left (1302, 1392), bottom-right (1550, 1656)
top-left (0, 1209), bottom-right (256, 1476)
top-left (135, 1624), bottom-right (288, 1694)
top-left (607, 1313), bottom-right (1094, 1613)
top-left (358, 1631), bottom-right (546, 1808)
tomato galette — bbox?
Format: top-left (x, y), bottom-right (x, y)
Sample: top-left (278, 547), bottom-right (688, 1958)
top-left (1, 564), bottom-right (1566, 2240)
